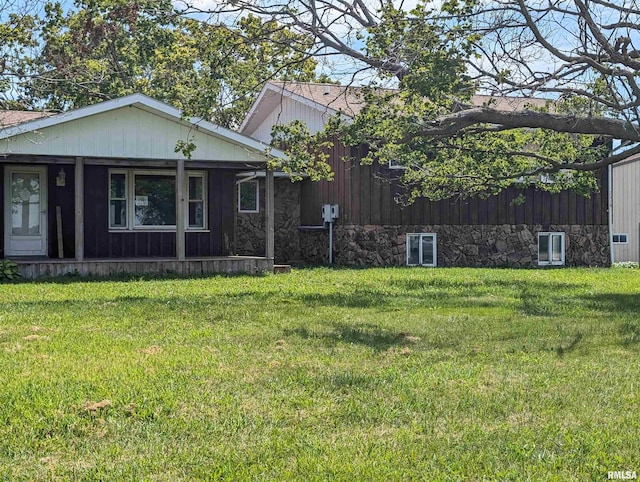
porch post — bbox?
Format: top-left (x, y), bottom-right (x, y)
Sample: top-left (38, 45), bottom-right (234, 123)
top-left (176, 159), bottom-right (186, 261)
top-left (265, 167), bottom-right (275, 260)
top-left (74, 157), bottom-right (84, 261)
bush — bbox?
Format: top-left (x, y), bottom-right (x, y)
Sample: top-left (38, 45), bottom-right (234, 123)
top-left (613, 261), bottom-right (640, 269)
top-left (0, 260), bottom-right (20, 281)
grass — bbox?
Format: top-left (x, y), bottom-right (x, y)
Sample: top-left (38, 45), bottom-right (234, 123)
top-left (0, 267), bottom-right (639, 480)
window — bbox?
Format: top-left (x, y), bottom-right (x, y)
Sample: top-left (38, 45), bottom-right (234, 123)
top-left (109, 172), bottom-right (127, 228)
top-left (109, 169), bottom-right (207, 230)
top-left (613, 234), bottom-right (629, 244)
top-left (388, 159), bottom-right (406, 170)
top-left (238, 180), bottom-right (259, 213)
top-left (406, 233), bottom-right (437, 267)
top-left (134, 173), bottom-right (176, 227)
top-left (538, 232), bottom-right (565, 266)
top-left (188, 174), bottom-right (206, 229)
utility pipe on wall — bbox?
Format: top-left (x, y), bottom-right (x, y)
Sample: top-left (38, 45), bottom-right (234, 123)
top-left (608, 163), bottom-right (614, 265)
top-left (322, 204), bottom-right (339, 265)
top-left (329, 220), bottom-right (333, 265)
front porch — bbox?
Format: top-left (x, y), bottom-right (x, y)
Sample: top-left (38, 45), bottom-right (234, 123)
top-left (15, 256), bottom-right (273, 279)
top-left (1, 94), bottom-right (282, 279)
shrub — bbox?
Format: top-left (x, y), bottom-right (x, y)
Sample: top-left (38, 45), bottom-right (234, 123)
top-left (0, 260), bottom-right (20, 282)
top-left (613, 261), bottom-right (639, 269)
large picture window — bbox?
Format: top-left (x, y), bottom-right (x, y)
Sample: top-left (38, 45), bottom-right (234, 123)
top-left (538, 232), bottom-right (565, 266)
top-left (109, 169), bottom-right (207, 230)
top-left (134, 174), bottom-right (176, 227)
top-left (406, 233), bottom-right (437, 267)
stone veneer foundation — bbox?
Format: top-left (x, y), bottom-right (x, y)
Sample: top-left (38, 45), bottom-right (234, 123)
top-left (234, 179), bottom-right (301, 264)
top-left (234, 180), bottom-right (610, 268)
top-left (299, 224), bottom-right (611, 267)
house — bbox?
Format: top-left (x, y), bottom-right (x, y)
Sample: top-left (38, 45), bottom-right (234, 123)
top-left (0, 93), bottom-right (281, 278)
top-left (237, 81), bottom-right (611, 268)
top-left (612, 155), bottom-right (640, 262)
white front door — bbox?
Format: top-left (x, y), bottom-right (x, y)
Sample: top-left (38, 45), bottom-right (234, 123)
top-left (4, 166), bottom-right (48, 256)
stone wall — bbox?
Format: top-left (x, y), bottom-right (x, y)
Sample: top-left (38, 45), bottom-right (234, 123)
top-left (299, 224), bottom-right (611, 267)
top-left (234, 179), bottom-right (301, 264)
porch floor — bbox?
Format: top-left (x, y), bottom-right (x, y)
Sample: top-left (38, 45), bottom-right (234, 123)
top-left (14, 256), bottom-right (274, 279)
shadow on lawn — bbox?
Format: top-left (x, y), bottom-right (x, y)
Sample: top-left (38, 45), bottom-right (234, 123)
top-left (285, 323), bottom-right (413, 352)
top-left (0, 279), bottom-right (593, 316)
top-left (581, 293), bottom-right (640, 316)
top-left (7, 271), bottom-right (269, 285)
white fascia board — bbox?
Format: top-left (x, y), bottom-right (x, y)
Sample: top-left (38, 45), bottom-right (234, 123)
top-left (239, 82), bottom-right (348, 136)
top-left (239, 84), bottom-right (273, 134)
top-left (236, 170), bottom-right (308, 179)
top-left (0, 92), bottom-right (285, 160)
top-left (0, 93), bottom-right (151, 139)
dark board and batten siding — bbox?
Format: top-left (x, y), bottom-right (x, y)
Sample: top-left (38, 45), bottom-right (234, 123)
top-left (47, 166), bottom-right (76, 258)
top-left (300, 141), bottom-right (609, 227)
top-left (84, 165), bottom-right (236, 259)
top-left (0, 168), bottom-right (3, 258)
top-left (0, 164), bottom-right (76, 259)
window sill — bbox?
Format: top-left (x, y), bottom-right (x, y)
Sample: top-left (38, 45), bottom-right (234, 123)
top-left (109, 229), bottom-right (210, 234)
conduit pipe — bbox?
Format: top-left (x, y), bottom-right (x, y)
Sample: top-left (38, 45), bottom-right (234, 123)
top-left (608, 163), bottom-right (614, 265)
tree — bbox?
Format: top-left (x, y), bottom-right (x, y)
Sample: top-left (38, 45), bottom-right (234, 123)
top-left (179, 0), bottom-right (640, 199)
top-left (2, 0), bottom-right (319, 128)
top-left (0, 1), bottom-right (43, 110)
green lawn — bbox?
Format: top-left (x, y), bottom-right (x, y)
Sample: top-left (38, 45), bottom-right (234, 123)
top-left (0, 267), bottom-right (638, 480)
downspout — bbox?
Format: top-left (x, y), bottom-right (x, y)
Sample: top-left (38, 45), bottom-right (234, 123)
top-left (608, 163), bottom-right (614, 266)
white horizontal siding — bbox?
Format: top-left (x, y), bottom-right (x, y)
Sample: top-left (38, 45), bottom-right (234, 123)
top-left (248, 96), bottom-right (334, 143)
top-left (613, 158), bottom-right (640, 262)
top-left (0, 106), bottom-right (264, 163)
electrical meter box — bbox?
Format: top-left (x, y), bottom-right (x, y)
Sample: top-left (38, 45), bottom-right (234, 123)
top-left (322, 204), bottom-right (332, 223)
top-left (322, 204), bottom-right (340, 223)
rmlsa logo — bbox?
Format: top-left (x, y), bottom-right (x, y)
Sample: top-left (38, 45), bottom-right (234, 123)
top-left (608, 471), bottom-right (637, 480)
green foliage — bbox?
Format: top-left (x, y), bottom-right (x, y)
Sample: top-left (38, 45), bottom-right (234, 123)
top-left (0, 268), bottom-right (639, 478)
top-left (0, 260), bottom-right (20, 281)
top-left (276, 84), bottom-right (605, 200)
top-left (6, 2), bottom-right (318, 128)
top-left (337, 88), bottom-right (605, 200)
top-left (174, 138), bottom-right (196, 159)
top-left (269, 120), bottom-right (334, 181)
top-left (613, 261), bottom-right (639, 269)
top-left (266, 2), bottom-right (607, 200)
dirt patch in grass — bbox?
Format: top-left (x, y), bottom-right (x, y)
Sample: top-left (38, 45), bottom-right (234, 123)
top-left (141, 345), bottom-right (163, 355)
top-left (84, 399), bottom-right (112, 412)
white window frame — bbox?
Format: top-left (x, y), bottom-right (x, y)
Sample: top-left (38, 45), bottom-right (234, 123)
top-left (388, 159), bottom-right (406, 170)
top-left (187, 172), bottom-right (207, 230)
top-left (538, 232), bottom-right (565, 266)
top-left (108, 169), bottom-right (207, 232)
top-left (109, 170), bottom-right (129, 229)
top-left (612, 233), bottom-right (629, 244)
top-left (406, 233), bottom-right (437, 267)
top-left (131, 170), bottom-right (176, 230)
top-left (237, 179), bottom-right (260, 213)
